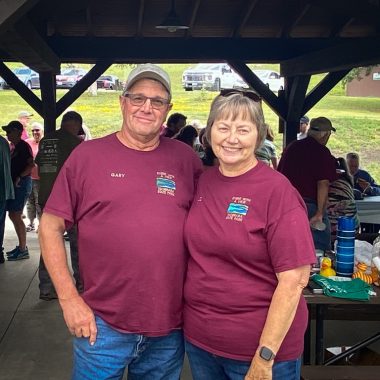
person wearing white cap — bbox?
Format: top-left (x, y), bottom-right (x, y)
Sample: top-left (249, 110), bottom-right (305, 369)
top-left (38, 64), bottom-right (202, 379)
top-left (17, 110), bottom-right (33, 140)
top-left (278, 116), bottom-right (337, 252)
top-left (25, 122), bottom-right (44, 232)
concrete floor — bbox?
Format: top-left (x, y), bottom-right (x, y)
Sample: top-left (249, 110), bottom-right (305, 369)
top-left (0, 218), bottom-right (193, 380)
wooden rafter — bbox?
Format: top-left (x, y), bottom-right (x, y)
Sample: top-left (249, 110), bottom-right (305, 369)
top-left (136, 0), bottom-right (145, 37)
top-left (232, 0), bottom-right (260, 38)
top-left (329, 16), bottom-right (354, 38)
top-left (185, 0), bottom-right (201, 38)
top-left (278, 3), bottom-right (311, 38)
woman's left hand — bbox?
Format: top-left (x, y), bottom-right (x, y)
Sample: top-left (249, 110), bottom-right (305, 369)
top-left (245, 352), bottom-right (273, 380)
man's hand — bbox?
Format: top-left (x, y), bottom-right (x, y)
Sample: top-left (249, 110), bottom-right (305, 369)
top-left (309, 213), bottom-right (322, 227)
top-left (59, 295), bottom-right (97, 345)
top-left (357, 178), bottom-right (371, 193)
top-left (14, 176), bottom-right (21, 187)
top-left (245, 352), bottom-right (273, 380)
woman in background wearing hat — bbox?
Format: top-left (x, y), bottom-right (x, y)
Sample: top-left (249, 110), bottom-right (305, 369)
top-left (2, 121), bottom-right (33, 260)
top-left (183, 91), bottom-right (315, 380)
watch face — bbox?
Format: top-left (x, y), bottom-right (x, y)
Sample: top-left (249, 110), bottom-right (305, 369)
top-left (260, 346), bottom-right (275, 361)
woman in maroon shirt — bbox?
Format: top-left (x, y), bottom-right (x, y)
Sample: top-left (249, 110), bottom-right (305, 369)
top-left (183, 90), bottom-right (316, 380)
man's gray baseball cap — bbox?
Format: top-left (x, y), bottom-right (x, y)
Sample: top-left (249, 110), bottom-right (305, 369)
top-left (124, 64), bottom-right (172, 99)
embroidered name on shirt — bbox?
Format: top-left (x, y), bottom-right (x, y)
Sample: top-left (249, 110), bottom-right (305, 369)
top-left (110, 172), bottom-right (126, 178)
top-left (226, 196), bottom-right (251, 222)
top-left (156, 171), bottom-right (176, 196)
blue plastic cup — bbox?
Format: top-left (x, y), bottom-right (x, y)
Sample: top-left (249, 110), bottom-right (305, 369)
top-left (337, 217), bottom-right (355, 231)
top-left (336, 245), bottom-right (355, 254)
top-left (336, 237), bottom-right (355, 247)
top-left (336, 230), bottom-right (356, 238)
top-left (336, 260), bottom-right (354, 276)
top-left (336, 252), bottom-right (355, 263)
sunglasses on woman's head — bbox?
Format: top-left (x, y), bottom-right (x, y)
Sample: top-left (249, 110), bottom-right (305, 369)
top-left (220, 89), bottom-right (261, 102)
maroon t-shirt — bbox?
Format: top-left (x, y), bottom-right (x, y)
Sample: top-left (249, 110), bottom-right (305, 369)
top-left (277, 136), bottom-right (337, 201)
top-left (183, 162), bottom-right (316, 361)
top-left (44, 134), bottom-right (202, 336)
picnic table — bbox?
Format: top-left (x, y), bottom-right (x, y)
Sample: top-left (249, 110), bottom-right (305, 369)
top-left (356, 195), bottom-right (380, 224)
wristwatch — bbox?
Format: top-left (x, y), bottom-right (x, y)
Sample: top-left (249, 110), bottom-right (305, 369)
top-left (259, 346), bottom-right (276, 361)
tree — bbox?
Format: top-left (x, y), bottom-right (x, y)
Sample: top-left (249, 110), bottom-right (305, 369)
top-left (341, 65), bottom-right (377, 87)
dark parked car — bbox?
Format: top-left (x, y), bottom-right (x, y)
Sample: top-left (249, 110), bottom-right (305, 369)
top-left (96, 75), bottom-right (121, 90)
top-left (0, 67), bottom-right (40, 90)
top-left (56, 68), bottom-right (88, 89)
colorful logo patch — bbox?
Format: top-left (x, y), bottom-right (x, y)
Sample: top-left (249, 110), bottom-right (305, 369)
top-left (156, 172), bottom-right (176, 196)
top-left (227, 203), bottom-right (249, 216)
top-left (226, 196), bottom-right (251, 222)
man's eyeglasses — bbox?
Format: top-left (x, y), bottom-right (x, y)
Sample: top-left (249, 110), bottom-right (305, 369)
top-left (220, 89), bottom-right (261, 102)
top-left (32, 129), bottom-right (41, 132)
top-left (123, 93), bottom-right (170, 110)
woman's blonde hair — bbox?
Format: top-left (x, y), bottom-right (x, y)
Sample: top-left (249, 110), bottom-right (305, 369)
top-left (204, 92), bottom-right (267, 151)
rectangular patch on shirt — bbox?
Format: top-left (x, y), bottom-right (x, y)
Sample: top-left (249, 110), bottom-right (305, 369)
top-left (226, 197), bottom-right (251, 222)
top-left (156, 172), bottom-right (176, 196)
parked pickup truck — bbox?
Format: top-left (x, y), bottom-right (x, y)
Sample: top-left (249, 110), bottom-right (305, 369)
top-left (182, 63), bottom-right (244, 91)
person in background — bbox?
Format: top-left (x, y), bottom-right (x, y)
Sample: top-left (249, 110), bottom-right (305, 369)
top-left (0, 134), bottom-right (14, 264)
top-left (184, 90), bottom-right (315, 380)
top-left (297, 115), bottom-right (309, 140)
top-left (25, 122), bottom-right (44, 232)
top-left (198, 128), bottom-right (218, 168)
top-left (164, 112), bottom-right (187, 137)
top-left (18, 110), bottom-right (33, 140)
top-left (174, 125), bottom-right (198, 148)
top-left (327, 157), bottom-right (360, 244)
top-left (3, 121), bottom-right (33, 261)
top-left (346, 152), bottom-right (380, 196)
top-left (36, 111), bottom-right (84, 301)
top-left (255, 124), bottom-right (278, 169)
top-left (278, 117), bottom-right (337, 252)
top-left (39, 64), bottom-right (202, 379)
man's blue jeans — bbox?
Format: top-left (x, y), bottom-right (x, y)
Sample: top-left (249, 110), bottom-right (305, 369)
top-left (185, 340), bottom-right (301, 380)
top-left (72, 316), bottom-right (184, 380)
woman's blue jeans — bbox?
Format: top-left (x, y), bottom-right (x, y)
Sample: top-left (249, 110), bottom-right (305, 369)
top-left (185, 340), bottom-right (301, 380)
top-left (72, 316), bottom-right (184, 380)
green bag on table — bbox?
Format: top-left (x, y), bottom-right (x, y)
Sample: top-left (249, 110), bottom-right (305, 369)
top-left (312, 274), bottom-right (372, 301)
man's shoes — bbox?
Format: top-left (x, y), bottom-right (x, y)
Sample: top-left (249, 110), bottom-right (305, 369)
top-left (7, 247), bottom-right (30, 261)
top-left (6, 246), bottom-right (20, 256)
top-left (26, 224), bottom-right (35, 232)
top-left (39, 289), bottom-right (58, 301)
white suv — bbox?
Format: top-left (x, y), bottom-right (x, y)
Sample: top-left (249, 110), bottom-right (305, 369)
top-left (182, 63), bottom-right (243, 91)
top-left (234, 70), bottom-right (284, 92)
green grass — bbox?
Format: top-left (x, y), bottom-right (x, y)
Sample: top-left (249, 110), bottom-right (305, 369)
top-left (0, 63), bottom-right (379, 181)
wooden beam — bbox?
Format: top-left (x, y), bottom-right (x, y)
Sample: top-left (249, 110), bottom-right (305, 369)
top-left (136, 0), bottom-right (145, 38)
top-left (283, 74), bottom-right (310, 146)
top-left (303, 69), bottom-right (350, 114)
top-left (0, 0), bottom-right (39, 35)
top-left (279, 3), bottom-right (311, 38)
top-left (232, 0), bottom-right (259, 38)
top-left (185, 0), bottom-right (201, 38)
top-left (56, 61), bottom-right (112, 116)
top-left (329, 16), bottom-right (354, 38)
top-left (281, 37), bottom-right (380, 77)
top-left (0, 61), bottom-right (42, 115)
top-left (5, 16), bottom-right (60, 72)
top-left (43, 36), bottom-right (335, 64)
top-left (228, 60), bottom-right (287, 120)
top-left (39, 71), bottom-right (57, 133)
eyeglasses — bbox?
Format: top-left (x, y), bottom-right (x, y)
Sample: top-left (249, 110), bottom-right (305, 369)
top-left (220, 89), bottom-right (261, 102)
top-left (123, 93), bottom-right (170, 110)
top-left (32, 129), bottom-right (41, 132)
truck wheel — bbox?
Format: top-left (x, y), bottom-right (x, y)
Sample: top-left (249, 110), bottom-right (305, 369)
top-left (213, 78), bottom-right (221, 91)
top-left (185, 87), bottom-right (193, 91)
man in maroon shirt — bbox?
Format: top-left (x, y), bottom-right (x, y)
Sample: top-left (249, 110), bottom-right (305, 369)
top-left (38, 64), bottom-right (202, 379)
top-left (278, 117), bottom-right (337, 251)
